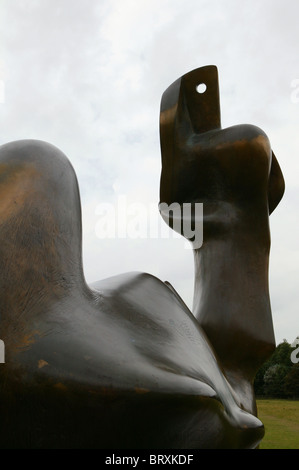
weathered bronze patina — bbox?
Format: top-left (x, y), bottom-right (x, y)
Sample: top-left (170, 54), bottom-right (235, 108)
top-left (159, 65), bottom-right (285, 415)
top-left (0, 66), bottom-right (284, 448)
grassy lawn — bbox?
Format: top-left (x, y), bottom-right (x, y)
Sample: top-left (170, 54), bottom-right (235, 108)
top-left (256, 399), bottom-right (299, 449)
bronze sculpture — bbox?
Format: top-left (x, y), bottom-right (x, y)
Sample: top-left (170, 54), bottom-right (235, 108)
top-left (0, 65), bottom-right (284, 449)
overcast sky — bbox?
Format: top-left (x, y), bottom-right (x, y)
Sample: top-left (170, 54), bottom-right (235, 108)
top-left (0, 0), bottom-right (298, 345)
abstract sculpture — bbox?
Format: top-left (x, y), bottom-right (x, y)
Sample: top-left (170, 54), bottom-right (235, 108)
top-left (0, 65), bottom-right (284, 449)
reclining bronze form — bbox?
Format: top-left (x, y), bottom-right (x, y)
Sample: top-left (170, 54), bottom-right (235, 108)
top-left (0, 65), bottom-right (284, 449)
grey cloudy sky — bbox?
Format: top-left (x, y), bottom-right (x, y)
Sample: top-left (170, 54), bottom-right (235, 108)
top-left (0, 0), bottom-right (298, 344)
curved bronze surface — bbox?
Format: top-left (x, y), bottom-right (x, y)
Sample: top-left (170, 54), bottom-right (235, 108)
top-left (0, 66), bottom-right (284, 448)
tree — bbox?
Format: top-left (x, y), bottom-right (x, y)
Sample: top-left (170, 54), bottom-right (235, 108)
top-left (284, 364), bottom-right (299, 399)
top-left (263, 364), bottom-right (290, 398)
top-left (254, 340), bottom-right (294, 397)
top-left (254, 362), bottom-right (269, 396)
top-left (269, 340), bottom-right (293, 368)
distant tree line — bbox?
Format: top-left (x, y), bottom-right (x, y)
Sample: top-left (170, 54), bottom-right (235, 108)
top-left (254, 339), bottom-right (299, 399)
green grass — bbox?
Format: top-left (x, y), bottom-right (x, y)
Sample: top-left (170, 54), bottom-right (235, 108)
top-left (256, 399), bottom-right (299, 449)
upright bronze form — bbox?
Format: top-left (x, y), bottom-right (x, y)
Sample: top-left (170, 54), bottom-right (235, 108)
top-left (0, 66), bottom-right (284, 449)
top-left (160, 65), bottom-right (285, 415)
